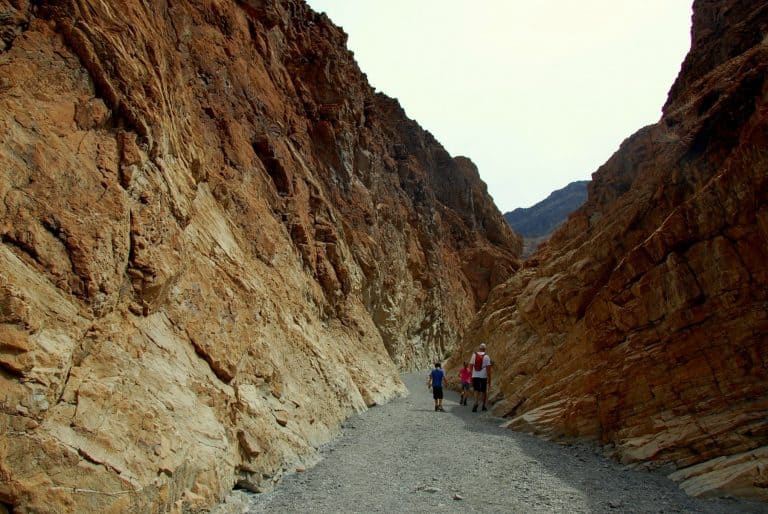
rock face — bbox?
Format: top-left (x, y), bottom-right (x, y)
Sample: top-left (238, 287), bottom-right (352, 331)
top-left (504, 180), bottom-right (589, 257)
top-left (450, 0), bottom-right (768, 501)
top-left (0, 1), bottom-right (519, 512)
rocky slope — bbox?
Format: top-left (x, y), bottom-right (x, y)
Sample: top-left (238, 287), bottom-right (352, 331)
top-left (504, 180), bottom-right (589, 257)
top-left (0, 1), bottom-right (519, 512)
top-left (449, 0), bottom-right (768, 501)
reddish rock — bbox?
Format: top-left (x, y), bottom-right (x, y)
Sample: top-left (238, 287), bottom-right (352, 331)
top-left (451, 0), bottom-right (768, 501)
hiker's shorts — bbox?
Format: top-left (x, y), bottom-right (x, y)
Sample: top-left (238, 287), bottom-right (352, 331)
top-left (461, 382), bottom-right (470, 391)
top-left (472, 377), bottom-right (487, 392)
top-left (432, 386), bottom-right (443, 400)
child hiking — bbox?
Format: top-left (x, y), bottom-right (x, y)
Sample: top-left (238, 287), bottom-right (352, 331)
top-left (458, 362), bottom-right (472, 405)
top-left (427, 362), bottom-right (446, 411)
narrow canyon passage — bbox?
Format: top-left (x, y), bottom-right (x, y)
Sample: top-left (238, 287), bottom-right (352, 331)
top-left (230, 374), bottom-right (764, 514)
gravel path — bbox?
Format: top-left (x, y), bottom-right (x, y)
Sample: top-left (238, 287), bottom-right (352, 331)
top-left (240, 373), bottom-right (767, 513)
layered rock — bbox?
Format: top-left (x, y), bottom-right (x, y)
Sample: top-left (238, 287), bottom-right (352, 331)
top-left (0, 1), bottom-right (518, 512)
top-left (450, 0), bottom-right (768, 501)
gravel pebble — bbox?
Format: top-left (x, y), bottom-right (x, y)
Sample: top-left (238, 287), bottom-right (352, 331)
top-left (242, 373), bottom-right (767, 513)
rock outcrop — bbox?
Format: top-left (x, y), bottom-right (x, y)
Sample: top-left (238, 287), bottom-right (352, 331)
top-left (504, 180), bottom-right (589, 257)
top-left (0, 1), bottom-right (519, 512)
top-left (450, 0), bottom-right (768, 501)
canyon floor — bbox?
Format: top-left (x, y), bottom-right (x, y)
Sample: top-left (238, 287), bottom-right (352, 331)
top-left (219, 373), bottom-right (767, 514)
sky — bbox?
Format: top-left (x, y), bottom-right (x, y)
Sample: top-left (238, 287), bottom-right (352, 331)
top-left (304, 1), bottom-right (693, 212)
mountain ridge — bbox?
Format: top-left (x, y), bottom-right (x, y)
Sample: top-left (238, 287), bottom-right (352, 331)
top-left (504, 180), bottom-right (589, 256)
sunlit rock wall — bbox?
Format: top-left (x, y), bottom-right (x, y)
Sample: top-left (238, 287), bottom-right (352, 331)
top-left (0, 1), bottom-right (519, 512)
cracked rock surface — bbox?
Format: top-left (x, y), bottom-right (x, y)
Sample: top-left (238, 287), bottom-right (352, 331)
top-left (0, 1), bottom-right (517, 512)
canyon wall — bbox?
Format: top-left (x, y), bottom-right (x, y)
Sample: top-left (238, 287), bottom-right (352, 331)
top-left (450, 0), bottom-right (768, 501)
top-left (0, 0), bottom-right (519, 512)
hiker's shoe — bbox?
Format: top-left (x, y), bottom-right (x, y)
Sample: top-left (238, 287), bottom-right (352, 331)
top-left (472, 404), bottom-right (478, 412)
top-left (434, 405), bottom-right (438, 411)
top-left (482, 405), bottom-right (488, 411)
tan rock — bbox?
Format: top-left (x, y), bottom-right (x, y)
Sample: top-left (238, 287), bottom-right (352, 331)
top-left (0, 1), bottom-right (518, 512)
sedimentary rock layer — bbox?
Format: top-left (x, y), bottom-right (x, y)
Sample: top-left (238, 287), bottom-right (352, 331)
top-left (0, 1), bottom-right (519, 512)
top-left (451, 0), bottom-right (768, 501)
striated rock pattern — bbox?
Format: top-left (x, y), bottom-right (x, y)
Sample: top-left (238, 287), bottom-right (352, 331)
top-left (0, 0), bottom-right (519, 512)
top-left (451, 0), bottom-right (768, 501)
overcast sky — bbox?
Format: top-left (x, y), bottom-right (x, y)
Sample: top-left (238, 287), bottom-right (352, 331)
top-left (304, 1), bottom-right (693, 211)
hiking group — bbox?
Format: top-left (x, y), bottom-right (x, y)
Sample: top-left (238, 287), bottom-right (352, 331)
top-left (427, 343), bottom-right (491, 412)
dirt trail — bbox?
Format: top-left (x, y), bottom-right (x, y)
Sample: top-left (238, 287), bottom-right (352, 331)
top-left (233, 373), bottom-right (765, 513)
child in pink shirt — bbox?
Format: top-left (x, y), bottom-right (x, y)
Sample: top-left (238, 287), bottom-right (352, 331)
top-left (458, 362), bottom-right (472, 406)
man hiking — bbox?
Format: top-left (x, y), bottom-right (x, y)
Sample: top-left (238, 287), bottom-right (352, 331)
top-left (470, 343), bottom-right (491, 412)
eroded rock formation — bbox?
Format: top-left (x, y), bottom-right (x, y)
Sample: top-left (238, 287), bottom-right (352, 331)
top-left (450, 0), bottom-right (768, 501)
top-left (0, 1), bottom-right (519, 511)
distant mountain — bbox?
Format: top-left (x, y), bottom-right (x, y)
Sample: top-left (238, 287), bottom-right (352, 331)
top-left (504, 180), bottom-right (589, 255)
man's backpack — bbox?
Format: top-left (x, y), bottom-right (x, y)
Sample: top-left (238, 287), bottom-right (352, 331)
top-left (473, 352), bottom-right (485, 372)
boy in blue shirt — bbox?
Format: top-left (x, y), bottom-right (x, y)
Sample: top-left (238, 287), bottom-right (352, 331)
top-left (427, 362), bottom-right (446, 411)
